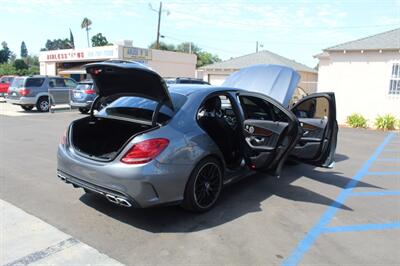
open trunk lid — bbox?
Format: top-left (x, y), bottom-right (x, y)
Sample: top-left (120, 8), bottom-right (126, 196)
top-left (85, 61), bottom-right (173, 109)
top-left (222, 64), bottom-right (300, 107)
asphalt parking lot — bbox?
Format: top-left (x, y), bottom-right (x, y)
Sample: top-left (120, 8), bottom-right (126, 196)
top-left (1, 102), bottom-right (399, 265)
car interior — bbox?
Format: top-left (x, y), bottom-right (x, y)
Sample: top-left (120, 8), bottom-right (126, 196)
top-left (197, 94), bottom-right (243, 168)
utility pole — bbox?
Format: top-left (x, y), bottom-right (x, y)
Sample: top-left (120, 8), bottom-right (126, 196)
top-left (256, 41), bottom-right (258, 53)
top-left (156, 2), bottom-right (162, 49)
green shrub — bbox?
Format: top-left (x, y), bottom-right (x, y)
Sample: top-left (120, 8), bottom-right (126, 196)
top-left (346, 113), bottom-right (367, 128)
top-left (375, 114), bottom-right (397, 130)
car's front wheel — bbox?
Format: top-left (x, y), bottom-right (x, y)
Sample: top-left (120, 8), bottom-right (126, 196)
top-left (182, 157), bottom-right (223, 212)
top-left (21, 105), bottom-right (34, 111)
top-left (36, 97), bottom-right (50, 112)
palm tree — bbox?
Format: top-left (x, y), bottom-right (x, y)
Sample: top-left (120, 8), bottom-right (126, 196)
top-left (81, 17), bottom-right (92, 47)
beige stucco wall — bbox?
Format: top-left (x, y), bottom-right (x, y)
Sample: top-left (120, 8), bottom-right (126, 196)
top-left (148, 49), bottom-right (197, 78)
top-left (317, 50), bottom-right (400, 125)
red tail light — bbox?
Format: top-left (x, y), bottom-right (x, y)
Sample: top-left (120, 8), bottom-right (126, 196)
top-left (19, 88), bottom-right (30, 96)
top-left (83, 89), bottom-right (96, 94)
top-left (121, 138), bottom-right (169, 164)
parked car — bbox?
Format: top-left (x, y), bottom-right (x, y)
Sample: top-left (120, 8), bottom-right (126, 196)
top-left (7, 76), bottom-right (77, 112)
top-left (0, 75), bottom-right (15, 97)
top-left (165, 77), bottom-right (210, 85)
top-left (70, 80), bottom-right (96, 114)
top-left (57, 62), bottom-right (338, 212)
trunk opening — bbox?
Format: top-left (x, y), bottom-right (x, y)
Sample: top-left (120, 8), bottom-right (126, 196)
top-left (71, 116), bottom-right (153, 160)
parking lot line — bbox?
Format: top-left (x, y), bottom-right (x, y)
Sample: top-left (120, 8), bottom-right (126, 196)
top-left (348, 190), bottom-right (400, 197)
top-left (282, 132), bottom-right (396, 266)
top-left (323, 222), bottom-right (400, 233)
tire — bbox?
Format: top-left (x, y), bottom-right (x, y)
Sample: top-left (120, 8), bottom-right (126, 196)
top-left (79, 108), bottom-right (89, 114)
top-left (21, 105), bottom-right (34, 111)
top-left (182, 157), bottom-right (223, 212)
top-left (36, 97), bottom-right (50, 112)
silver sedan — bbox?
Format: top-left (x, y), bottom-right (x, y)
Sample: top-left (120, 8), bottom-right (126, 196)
top-left (57, 61), bottom-right (338, 212)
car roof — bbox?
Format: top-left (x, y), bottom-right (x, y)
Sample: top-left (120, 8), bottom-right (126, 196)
top-left (169, 84), bottom-right (239, 97)
top-left (78, 80), bottom-right (93, 84)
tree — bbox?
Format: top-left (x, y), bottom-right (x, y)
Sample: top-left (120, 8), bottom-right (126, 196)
top-left (149, 41), bottom-right (176, 51)
top-left (91, 33), bottom-right (109, 47)
top-left (14, 59), bottom-right (28, 70)
top-left (196, 51), bottom-right (221, 67)
top-left (26, 55), bottom-right (39, 66)
top-left (176, 42), bottom-right (201, 54)
top-left (41, 39), bottom-right (72, 51)
top-left (81, 17), bottom-right (92, 47)
top-left (69, 29), bottom-right (75, 49)
top-left (0, 42), bottom-right (12, 63)
top-left (20, 41), bottom-right (28, 58)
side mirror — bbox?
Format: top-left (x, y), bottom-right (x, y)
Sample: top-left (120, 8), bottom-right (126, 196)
top-left (49, 81), bottom-right (54, 87)
top-left (0, 80), bottom-right (5, 84)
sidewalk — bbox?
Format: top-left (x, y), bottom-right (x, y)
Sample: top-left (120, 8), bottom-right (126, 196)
top-left (0, 199), bottom-right (123, 265)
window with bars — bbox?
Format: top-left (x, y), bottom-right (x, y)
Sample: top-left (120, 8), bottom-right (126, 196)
top-left (389, 63), bottom-right (400, 95)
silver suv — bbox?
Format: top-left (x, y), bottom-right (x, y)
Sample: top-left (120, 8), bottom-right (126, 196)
top-left (7, 76), bottom-right (77, 112)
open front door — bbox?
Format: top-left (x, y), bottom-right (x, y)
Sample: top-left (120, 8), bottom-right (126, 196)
top-left (290, 92), bottom-right (338, 167)
top-left (237, 92), bottom-right (300, 177)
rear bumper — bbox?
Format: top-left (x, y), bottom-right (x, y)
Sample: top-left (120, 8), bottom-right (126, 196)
top-left (57, 144), bottom-right (193, 208)
top-left (57, 170), bottom-right (138, 207)
top-left (6, 97), bottom-right (36, 105)
top-left (70, 101), bottom-right (92, 108)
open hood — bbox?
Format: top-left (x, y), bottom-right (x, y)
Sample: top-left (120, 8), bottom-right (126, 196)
top-left (85, 61), bottom-right (173, 109)
top-left (222, 64), bottom-right (300, 107)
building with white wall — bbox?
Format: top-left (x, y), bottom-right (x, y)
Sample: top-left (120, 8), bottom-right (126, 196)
top-left (315, 28), bottom-right (400, 125)
top-left (39, 40), bottom-right (197, 81)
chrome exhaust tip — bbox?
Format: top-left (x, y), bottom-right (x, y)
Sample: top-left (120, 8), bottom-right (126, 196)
top-left (116, 197), bottom-right (132, 207)
top-left (57, 174), bottom-right (67, 182)
top-left (105, 194), bottom-right (132, 207)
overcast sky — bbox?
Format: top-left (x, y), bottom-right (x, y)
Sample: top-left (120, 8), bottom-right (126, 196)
top-left (1, 0), bottom-right (400, 67)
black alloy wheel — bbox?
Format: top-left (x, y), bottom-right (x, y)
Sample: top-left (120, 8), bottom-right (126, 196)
top-left (182, 157), bottom-right (223, 212)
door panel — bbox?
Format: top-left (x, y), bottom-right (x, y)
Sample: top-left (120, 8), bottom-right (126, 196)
top-left (290, 93), bottom-right (338, 167)
top-left (237, 92), bottom-right (300, 177)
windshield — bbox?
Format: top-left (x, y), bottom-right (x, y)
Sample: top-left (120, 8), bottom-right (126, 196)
top-left (97, 92), bottom-right (186, 124)
top-left (76, 84), bottom-right (93, 90)
top-left (11, 77), bottom-right (25, 88)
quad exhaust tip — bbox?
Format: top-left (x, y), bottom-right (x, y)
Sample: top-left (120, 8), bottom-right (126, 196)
top-left (105, 194), bottom-right (132, 207)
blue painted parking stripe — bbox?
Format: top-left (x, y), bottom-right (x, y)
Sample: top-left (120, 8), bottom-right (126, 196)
top-left (282, 132), bottom-right (396, 266)
top-left (323, 222), bottom-right (400, 233)
top-left (349, 190), bottom-right (400, 197)
top-left (366, 172), bottom-right (400, 175)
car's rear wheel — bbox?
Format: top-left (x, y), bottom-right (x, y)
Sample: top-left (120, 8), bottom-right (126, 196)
top-left (21, 105), bottom-right (34, 111)
top-left (182, 157), bottom-right (223, 212)
top-left (79, 108), bottom-right (89, 114)
top-left (36, 97), bottom-right (49, 112)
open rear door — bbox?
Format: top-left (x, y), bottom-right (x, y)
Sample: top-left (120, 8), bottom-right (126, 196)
top-left (237, 92), bottom-right (300, 177)
top-left (290, 92), bottom-right (338, 168)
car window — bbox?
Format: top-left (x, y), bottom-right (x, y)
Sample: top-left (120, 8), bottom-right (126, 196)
top-left (239, 95), bottom-right (288, 122)
top-left (76, 84), bottom-right (92, 90)
top-left (55, 78), bottom-right (66, 87)
top-left (97, 93), bottom-right (187, 123)
top-left (11, 77), bottom-right (25, 88)
top-left (292, 97), bottom-right (329, 119)
top-left (239, 96), bottom-right (274, 121)
top-left (25, 78), bottom-right (45, 87)
top-left (64, 79), bottom-right (76, 87)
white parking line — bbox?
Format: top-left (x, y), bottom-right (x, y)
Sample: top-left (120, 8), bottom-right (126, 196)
top-left (0, 199), bottom-right (124, 266)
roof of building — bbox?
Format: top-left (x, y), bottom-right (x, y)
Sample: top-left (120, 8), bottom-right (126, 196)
top-left (200, 50), bottom-right (317, 73)
top-left (324, 28), bottom-right (400, 51)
